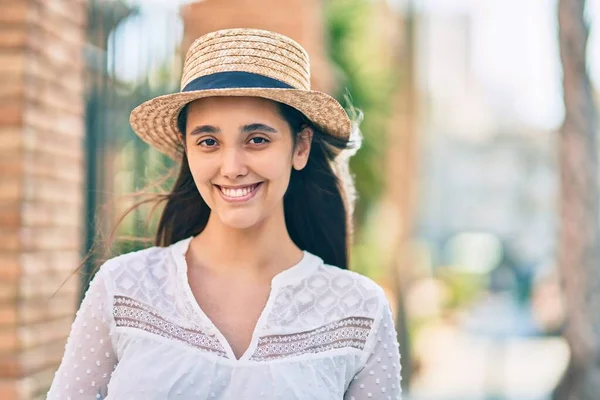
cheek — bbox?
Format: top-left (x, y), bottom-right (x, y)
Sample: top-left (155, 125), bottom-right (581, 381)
top-left (186, 158), bottom-right (216, 193)
top-left (251, 152), bottom-right (294, 189)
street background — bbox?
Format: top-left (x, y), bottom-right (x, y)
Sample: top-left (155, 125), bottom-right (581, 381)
top-left (1, 0), bottom-right (599, 399)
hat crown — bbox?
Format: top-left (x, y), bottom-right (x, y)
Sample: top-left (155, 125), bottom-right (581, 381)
top-left (180, 28), bottom-right (311, 91)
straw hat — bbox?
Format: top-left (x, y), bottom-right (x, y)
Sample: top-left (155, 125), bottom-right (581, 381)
top-left (129, 28), bottom-right (352, 161)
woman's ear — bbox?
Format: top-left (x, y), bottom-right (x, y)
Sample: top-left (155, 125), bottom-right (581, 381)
top-left (292, 127), bottom-right (313, 171)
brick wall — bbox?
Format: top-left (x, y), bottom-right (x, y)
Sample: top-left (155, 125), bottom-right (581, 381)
top-left (0, 1), bottom-right (87, 399)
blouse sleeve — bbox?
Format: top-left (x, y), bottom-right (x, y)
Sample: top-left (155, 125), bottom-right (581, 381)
top-left (344, 296), bottom-right (403, 400)
top-left (46, 261), bottom-right (118, 400)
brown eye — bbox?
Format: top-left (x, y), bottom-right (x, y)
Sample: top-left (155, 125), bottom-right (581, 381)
top-left (199, 138), bottom-right (218, 147)
top-left (249, 137), bottom-right (269, 145)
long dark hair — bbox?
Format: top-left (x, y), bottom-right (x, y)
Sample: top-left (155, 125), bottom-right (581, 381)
top-left (157, 100), bottom-right (353, 269)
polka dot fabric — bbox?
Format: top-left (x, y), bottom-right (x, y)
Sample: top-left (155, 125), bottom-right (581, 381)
top-left (46, 264), bottom-right (117, 399)
top-left (46, 237), bottom-right (402, 399)
top-left (344, 303), bottom-right (402, 400)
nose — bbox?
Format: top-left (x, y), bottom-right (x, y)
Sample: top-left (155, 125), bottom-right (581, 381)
top-left (220, 147), bottom-right (248, 179)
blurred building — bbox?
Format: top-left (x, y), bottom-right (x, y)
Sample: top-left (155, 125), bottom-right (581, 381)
top-left (416, 10), bottom-right (557, 266)
top-left (180, 0), bottom-right (335, 93)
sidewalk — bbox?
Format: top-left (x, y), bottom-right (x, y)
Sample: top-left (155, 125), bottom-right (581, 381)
top-left (406, 298), bottom-right (568, 400)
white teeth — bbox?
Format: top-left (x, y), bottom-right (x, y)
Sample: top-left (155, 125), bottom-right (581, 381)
top-left (220, 184), bottom-right (258, 198)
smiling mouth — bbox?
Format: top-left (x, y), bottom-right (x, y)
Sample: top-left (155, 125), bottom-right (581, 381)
top-left (215, 182), bottom-right (263, 202)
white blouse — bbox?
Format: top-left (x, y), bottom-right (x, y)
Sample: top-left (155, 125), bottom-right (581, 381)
top-left (47, 236), bottom-right (402, 399)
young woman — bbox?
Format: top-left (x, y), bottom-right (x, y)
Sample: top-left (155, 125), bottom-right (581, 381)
top-left (47, 28), bottom-right (402, 399)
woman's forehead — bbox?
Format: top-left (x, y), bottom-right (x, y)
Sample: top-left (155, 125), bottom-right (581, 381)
top-left (187, 96), bottom-right (280, 115)
top-left (185, 96), bottom-right (291, 135)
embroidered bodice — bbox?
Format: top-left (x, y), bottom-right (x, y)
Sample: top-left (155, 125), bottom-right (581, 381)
top-left (46, 237), bottom-right (402, 399)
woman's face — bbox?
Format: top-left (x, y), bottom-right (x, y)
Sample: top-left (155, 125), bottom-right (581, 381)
top-left (183, 96), bottom-right (312, 230)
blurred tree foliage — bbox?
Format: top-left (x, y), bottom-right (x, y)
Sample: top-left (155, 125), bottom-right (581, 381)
top-left (325, 0), bottom-right (396, 231)
top-left (98, 63), bottom-right (181, 257)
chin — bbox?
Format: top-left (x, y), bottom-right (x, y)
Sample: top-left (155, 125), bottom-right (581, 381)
top-left (216, 211), bottom-right (263, 230)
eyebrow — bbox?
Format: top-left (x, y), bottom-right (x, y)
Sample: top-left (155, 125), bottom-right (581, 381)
top-left (189, 123), bottom-right (279, 136)
top-left (189, 125), bottom-right (220, 135)
top-left (242, 123), bottom-right (278, 134)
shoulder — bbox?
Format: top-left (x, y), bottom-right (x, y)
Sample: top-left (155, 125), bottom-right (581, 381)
top-left (304, 260), bottom-right (389, 320)
top-left (95, 243), bottom-right (174, 291)
top-left (100, 242), bottom-right (172, 270)
top-left (317, 262), bottom-right (387, 303)
top-left (105, 243), bottom-right (167, 266)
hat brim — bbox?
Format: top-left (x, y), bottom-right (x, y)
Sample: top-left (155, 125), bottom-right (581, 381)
top-left (129, 88), bottom-right (352, 161)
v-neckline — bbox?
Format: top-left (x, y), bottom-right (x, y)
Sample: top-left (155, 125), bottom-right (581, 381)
top-left (170, 235), bottom-right (318, 361)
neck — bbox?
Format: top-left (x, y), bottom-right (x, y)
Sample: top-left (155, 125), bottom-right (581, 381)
top-left (188, 205), bottom-right (302, 275)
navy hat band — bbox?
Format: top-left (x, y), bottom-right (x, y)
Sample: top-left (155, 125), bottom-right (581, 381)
top-left (182, 71), bottom-right (295, 92)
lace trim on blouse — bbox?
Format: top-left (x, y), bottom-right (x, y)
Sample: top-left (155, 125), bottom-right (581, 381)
top-left (114, 296), bottom-right (374, 362)
top-left (113, 295), bottom-right (228, 358)
top-left (250, 316), bottom-right (373, 361)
